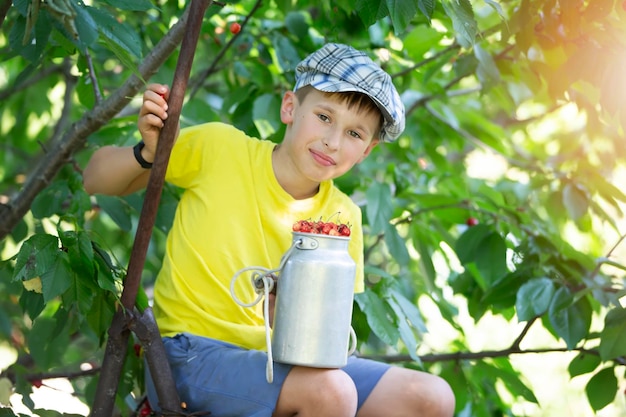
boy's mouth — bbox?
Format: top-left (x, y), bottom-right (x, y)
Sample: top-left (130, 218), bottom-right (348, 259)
top-left (310, 149), bottom-right (336, 166)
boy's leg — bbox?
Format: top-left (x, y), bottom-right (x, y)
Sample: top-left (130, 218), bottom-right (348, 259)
top-left (356, 365), bottom-right (455, 417)
top-left (273, 366), bottom-right (358, 417)
top-left (160, 333), bottom-right (292, 417)
top-left (158, 333), bottom-right (358, 417)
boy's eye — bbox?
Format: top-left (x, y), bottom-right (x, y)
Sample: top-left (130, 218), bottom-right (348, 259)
top-left (318, 114), bottom-right (330, 122)
top-left (348, 130), bottom-right (362, 139)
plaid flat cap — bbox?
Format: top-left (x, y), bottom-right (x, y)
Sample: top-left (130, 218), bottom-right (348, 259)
top-left (294, 43), bottom-right (405, 142)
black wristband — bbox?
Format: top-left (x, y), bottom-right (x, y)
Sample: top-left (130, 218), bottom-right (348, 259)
top-left (133, 141), bottom-right (153, 169)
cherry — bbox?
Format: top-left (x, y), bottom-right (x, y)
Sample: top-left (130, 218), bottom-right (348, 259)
top-left (31, 379), bottom-right (43, 388)
top-left (292, 219), bottom-right (351, 236)
top-left (229, 22), bottom-right (241, 34)
top-left (466, 217), bottom-right (478, 227)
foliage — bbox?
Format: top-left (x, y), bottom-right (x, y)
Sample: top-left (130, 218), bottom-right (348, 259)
top-left (1, 0), bottom-right (625, 415)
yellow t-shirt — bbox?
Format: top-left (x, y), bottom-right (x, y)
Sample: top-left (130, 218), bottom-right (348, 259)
top-left (153, 122), bottom-right (365, 350)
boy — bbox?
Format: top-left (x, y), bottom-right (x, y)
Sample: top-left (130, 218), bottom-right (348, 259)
top-left (83, 43), bottom-right (454, 417)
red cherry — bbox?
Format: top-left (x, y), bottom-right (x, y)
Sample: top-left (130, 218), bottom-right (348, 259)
top-left (466, 217), bottom-right (478, 227)
top-left (32, 379), bottom-right (43, 388)
top-left (229, 22), bottom-right (241, 34)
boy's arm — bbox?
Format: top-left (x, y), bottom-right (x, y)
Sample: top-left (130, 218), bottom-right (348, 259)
top-left (83, 84), bottom-right (171, 196)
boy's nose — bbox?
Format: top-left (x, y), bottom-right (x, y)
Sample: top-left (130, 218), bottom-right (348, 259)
top-left (322, 129), bottom-right (341, 150)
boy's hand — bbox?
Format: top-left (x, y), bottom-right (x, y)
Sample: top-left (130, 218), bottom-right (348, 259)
top-left (138, 83), bottom-right (170, 162)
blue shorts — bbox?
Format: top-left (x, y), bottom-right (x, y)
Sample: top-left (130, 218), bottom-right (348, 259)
top-left (146, 333), bottom-right (390, 417)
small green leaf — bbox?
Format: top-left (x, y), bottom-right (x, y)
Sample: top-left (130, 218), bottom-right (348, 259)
top-left (585, 368), bottom-right (618, 411)
top-left (516, 277), bottom-right (555, 321)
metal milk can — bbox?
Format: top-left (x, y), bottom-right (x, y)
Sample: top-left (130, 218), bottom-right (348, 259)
top-left (271, 232), bottom-right (356, 368)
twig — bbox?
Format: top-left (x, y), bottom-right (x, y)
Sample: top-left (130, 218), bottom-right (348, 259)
top-left (85, 50), bottom-right (103, 103)
top-left (188, 0), bottom-right (263, 98)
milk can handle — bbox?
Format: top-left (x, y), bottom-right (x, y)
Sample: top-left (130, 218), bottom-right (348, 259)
top-left (348, 326), bottom-right (357, 356)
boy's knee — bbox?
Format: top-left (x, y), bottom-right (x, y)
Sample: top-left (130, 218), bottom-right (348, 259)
top-left (316, 369), bottom-right (358, 407)
top-left (422, 375), bottom-right (455, 417)
top-left (277, 367), bottom-right (357, 416)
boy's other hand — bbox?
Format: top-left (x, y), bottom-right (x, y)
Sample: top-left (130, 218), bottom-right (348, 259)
top-left (138, 83), bottom-right (170, 160)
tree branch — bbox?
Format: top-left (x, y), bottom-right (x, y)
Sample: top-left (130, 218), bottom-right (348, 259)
top-left (0, 0), bottom-right (11, 31)
top-left (363, 346), bottom-right (626, 367)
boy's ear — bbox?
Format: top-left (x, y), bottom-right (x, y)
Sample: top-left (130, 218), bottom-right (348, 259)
top-left (358, 139), bottom-right (379, 163)
top-left (280, 91), bottom-right (297, 123)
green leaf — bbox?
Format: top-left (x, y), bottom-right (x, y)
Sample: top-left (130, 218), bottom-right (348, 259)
top-left (19, 289), bottom-right (45, 321)
top-left (390, 289), bottom-right (427, 334)
top-left (13, 234), bottom-right (60, 282)
top-left (355, 289), bottom-right (399, 345)
top-left (28, 315), bottom-right (70, 369)
top-left (253, 93), bottom-right (282, 139)
top-left (386, 294), bottom-right (420, 362)
top-left (40, 251), bottom-right (73, 303)
top-left (31, 181), bottom-right (70, 219)
top-left (86, 7), bottom-right (142, 77)
top-left (417, 0), bottom-right (436, 21)
top-left (383, 223), bottom-right (410, 266)
top-left (96, 195), bottom-right (133, 232)
top-left (87, 292), bottom-right (117, 343)
top-left (598, 307), bottom-right (626, 361)
top-left (455, 223), bottom-right (491, 264)
top-left (270, 32), bottom-right (300, 72)
top-left (385, 0), bottom-right (418, 34)
top-left (568, 352), bottom-right (601, 378)
top-left (404, 25), bottom-right (444, 61)
top-left (355, 0), bottom-right (388, 28)
top-left (102, 0), bottom-right (156, 11)
top-left (474, 44), bottom-right (501, 89)
top-left (562, 182), bottom-right (589, 220)
top-left (473, 232), bottom-right (508, 287)
top-left (585, 368), bottom-right (618, 411)
top-left (441, 0), bottom-right (478, 47)
top-left (365, 182), bottom-right (393, 235)
top-left (73, 2), bottom-right (99, 50)
top-left (548, 287), bottom-right (592, 349)
top-left (515, 277), bottom-right (555, 321)
top-left (285, 11), bottom-right (309, 41)
top-left (455, 225), bottom-right (507, 288)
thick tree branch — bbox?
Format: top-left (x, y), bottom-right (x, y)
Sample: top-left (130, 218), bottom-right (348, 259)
top-left (0, 0), bottom-right (10, 30)
top-left (0, 6), bottom-right (191, 241)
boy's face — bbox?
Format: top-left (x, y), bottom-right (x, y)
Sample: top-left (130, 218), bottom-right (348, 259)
top-left (278, 88), bottom-right (380, 185)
